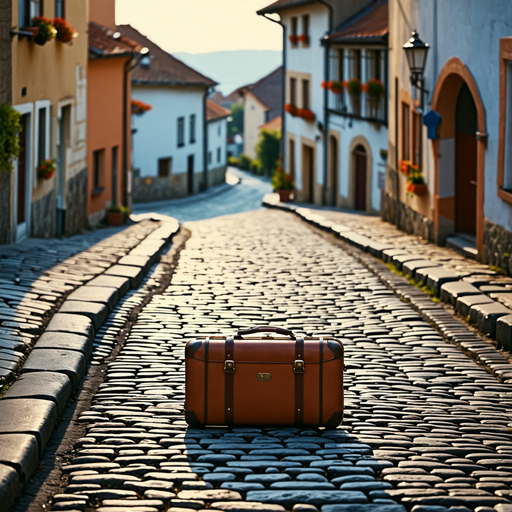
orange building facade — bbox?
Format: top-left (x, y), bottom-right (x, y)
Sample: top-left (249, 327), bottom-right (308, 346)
top-left (87, 0), bottom-right (140, 225)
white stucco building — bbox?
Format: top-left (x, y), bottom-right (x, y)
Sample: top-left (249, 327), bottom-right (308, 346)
top-left (258, 0), bottom-right (385, 212)
top-left (119, 25), bottom-right (218, 202)
top-left (206, 99), bottom-right (230, 184)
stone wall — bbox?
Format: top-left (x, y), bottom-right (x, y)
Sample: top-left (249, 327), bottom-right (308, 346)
top-left (482, 218), bottom-right (512, 274)
top-left (65, 167), bottom-right (88, 236)
top-left (0, 0), bottom-right (13, 244)
top-left (380, 190), bottom-right (434, 243)
top-left (208, 165), bottom-right (227, 188)
top-left (31, 190), bottom-right (56, 239)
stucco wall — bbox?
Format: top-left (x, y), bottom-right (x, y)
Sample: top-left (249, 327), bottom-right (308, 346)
top-left (89, 0), bottom-right (116, 30)
top-left (11, 0), bottom-right (88, 239)
top-left (87, 57), bottom-right (128, 219)
top-left (243, 93), bottom-right (266, 160)
top-left (131, 85), bottom-right (205, 179)
top-left (208, 117), bottom-right (227, 174)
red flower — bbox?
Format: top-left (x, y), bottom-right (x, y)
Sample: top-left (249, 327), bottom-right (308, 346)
top-left (298, 109), bottom-right (316, 122)
top-left (131, 99), bottom-right (152, 115)
top-left (289, 35), bottom-right (298, 44)
top-left (284, 103), bottom-right (298, 116)
top-left (53, 17), bottom-right (77, 43)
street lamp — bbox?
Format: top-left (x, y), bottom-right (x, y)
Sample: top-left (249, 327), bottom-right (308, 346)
top-left (403, 31), bottom-right (429, 92)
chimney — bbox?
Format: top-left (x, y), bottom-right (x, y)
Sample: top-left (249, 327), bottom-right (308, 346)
top-left (89, 0), bottom-right (116, 30)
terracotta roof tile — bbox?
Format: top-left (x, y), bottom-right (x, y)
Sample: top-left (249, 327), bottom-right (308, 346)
top-left (88, 21), bottom-right (141, 58)
top-left (259, 115), bottom-right (282, 131)
top-left (207, 100), bottom-right (230, 121)
top-left (328, 0), bottom-right (388, 43)
top-left (117, 24), bottom-right (217, 87)
top-left (257, 0), bottom-right (317, 15)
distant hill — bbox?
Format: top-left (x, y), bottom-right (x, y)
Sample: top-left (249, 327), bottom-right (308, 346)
top-left (172, 50), bottom-right (282, 95)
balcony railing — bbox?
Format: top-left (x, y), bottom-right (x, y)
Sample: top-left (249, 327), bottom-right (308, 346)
top-left (328, 88), bottom-right (387, 124)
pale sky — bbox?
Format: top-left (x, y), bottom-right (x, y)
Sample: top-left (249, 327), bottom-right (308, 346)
top-left (116, 0), bottom-right (282, 54)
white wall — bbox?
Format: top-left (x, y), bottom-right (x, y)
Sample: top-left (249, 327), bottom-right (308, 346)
top-left (282, 3), bottom-right (328, 192)
top-left (131, 85), bottom-right (205, 177)
top-left (208, 118), bottom-right (227, 170)
top-left (243, 93), bottom-right (266, 159)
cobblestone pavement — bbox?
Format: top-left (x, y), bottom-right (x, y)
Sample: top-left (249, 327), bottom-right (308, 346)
top-left (0, 221), bottom-right (163, 385)
top-left (132, 169), bottom-right (272, 223)
top-left (36, 210), bottom-right (512, 512)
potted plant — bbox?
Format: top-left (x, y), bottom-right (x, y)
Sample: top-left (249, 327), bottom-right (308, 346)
top-left (37, 159), bottom-right (56, 180)
top-left (330, 80), bottom-right (343, 94)
top-left (53, 18), bottom-right (78, 43)
top-left (271, 165), bottom-right (294, 202)
top-left (32, 17), bottom-right (57, 45)
top-left (131, 99), bottom-right (152, 115)
top-left (399, 159), bottom-right (411, 174)
top-left (289, 35), bottom-right (298, 45)
top-left (298, 108), bottom-right (316, 122)
top-left (364, 78), bottom-right (385, 118)
top-left (380, 149), bottom-right (388, 162)
top-left (284, 103), bottom-right (298, 117)
top-left (106, 205), bottom-right (128, 226)
top-left (298, 34), bottom-right (310, 45)
top-left (404, 163), bottom-right (427, 196)
top-left (343, 78), bottom-right (362, 114)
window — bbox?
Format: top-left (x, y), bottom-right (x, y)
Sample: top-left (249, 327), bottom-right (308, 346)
top-left (338, 49), bottom-right (345, 82)
top-left (290, 78), bottom-right (297, 106)
top-left (208, 152), bottom-right (212, 164)
top-left (302, 79), bottom-right (310, 110)
top-left (37, 107), bottom-right (47, 166)
top-left (350, 49), bottom-right (361, 80)
top-left (368, 50), bottom-right (381, 80)
top-left (217, 147), bottom-right (221, 163)
top-left (302, 14), bottom-right (310, 43)
top-left (55, 0), bottom-right (65, 18)
top-left (93, 149), bottom-right (105, 190)
top-left (177, 117), bottom-right (185, 147)
top-left (158, 157), bottom-right (172, 177)
top-left (190, 114), bottom-right (196, 143)
top-left (291, 17), bottom-right (298, 40)
top-left (401, 102), bottom-right (410, 161)
top-left (19, 0), bottom-right (42, 27)
top-left (412, 112), bottom-right (421, 165)
top-left (289, 139), bottom-right (296, 179)
top-left (218, 124), bottom-right (221, 136)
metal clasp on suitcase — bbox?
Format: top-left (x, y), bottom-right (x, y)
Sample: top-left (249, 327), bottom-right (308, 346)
top-left (224, 360), bottom-right (235, 373)
top-left (293, 360), bottom-right (305, 373)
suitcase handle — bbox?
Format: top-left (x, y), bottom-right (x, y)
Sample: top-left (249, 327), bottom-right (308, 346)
top-left (236, 326), bottom-right (295, 339)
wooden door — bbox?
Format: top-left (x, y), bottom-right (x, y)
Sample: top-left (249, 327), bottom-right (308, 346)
top-left (301, 145), bottom-right (314, 203)
top-left (187, 155), bottom-right (194, 195)
top-left (17, 115), bottom-right (27, 225)
top-left (355, 148), bottom-right (367, 211)
top-left (455, 83), bottom-right (477, 233)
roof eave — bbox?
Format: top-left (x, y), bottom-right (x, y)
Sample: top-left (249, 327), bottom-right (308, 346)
top-left (89, 46), bottom-right (136, 60)
top-left (257, 0), bottom-right (316, 15)
top-left (207, 114), bottom-right (230, 122)
top-left (132, 79), bottom-right (216, 87)
top-left (328, 34), bottom-right (388, 45)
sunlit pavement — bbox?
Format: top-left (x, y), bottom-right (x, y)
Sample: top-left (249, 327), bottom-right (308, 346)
top-left (132, 168), bottom-right (273, 223)
top-left (26, 208), bottom-right (512, 512)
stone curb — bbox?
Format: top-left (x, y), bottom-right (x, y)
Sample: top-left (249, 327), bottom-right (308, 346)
top-left (262, 194), bottom-right (512, 381)
top-left (0, 217), bottom-right (180, 511)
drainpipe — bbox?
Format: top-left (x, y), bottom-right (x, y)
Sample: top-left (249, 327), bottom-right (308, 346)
top-left (260, 13), bottom-right (286, 170)
top-left (123, 50), bottom-right (146, 210)
top-left (317, 0), bottom-right (333, 206)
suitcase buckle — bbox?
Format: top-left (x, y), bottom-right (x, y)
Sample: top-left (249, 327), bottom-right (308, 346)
top-left (294, 360), bottom-right (305, 373)
top-left (224, 360), bottom-right (235, 373)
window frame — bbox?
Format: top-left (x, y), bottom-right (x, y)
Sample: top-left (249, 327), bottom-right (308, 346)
top-left (498, 37), bottom-right (512, 204)
top-left (92, 148), bottom-right (105, 191)
top-left (158, 157), bottom-right (172, 177)
top-left (20, 0), bottom-right (43, 28)
top-left (177, 117), bottom-right (185, 148)
top-left (55, 0), bottom-right (65, 18)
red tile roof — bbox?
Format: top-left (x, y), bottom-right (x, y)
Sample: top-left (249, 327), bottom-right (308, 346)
top-left (257, 0), bottom-right (317, 15)
top-left (117, 25), bottom-right (217, 87)
top-left (88, 21), bottom-right (142, 58)
top-left (207, 100), bottom-right (230, 121)
top-left (327, 0), bottom-right (388, 43)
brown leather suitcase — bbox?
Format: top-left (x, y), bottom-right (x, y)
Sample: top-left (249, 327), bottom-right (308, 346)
top-left (185, 326), bottom-right (344, 428)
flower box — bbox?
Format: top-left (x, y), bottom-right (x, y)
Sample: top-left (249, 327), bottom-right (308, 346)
top-left (37, 159), bottom-right (56, 180)
top-left (298, 108), bottom-right (316, 122)
top-left (289, 35), bottom-right (298, 45)
top-left (298, 34), bottom-right (310, 45)
top-left (284, 103), bottom-right (298, 117)
top-left (406, 183), bottom-right (427, 196)
top-left (32, 17), bottom-right (56, 45)
top-left (53, 18), bottom-right (78, 43)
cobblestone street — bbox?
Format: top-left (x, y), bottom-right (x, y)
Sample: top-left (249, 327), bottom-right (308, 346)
top-left (26, 209), bottom-right (512, 512)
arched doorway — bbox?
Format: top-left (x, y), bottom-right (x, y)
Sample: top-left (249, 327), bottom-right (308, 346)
top-left (455, 83), bottom-right (477, 233)
top-left (329, 135), bottom-right (338, 207)
top-left (431, 57), bottom-right (486, 254)
top-left (354, 145), bottom-right (367, 211)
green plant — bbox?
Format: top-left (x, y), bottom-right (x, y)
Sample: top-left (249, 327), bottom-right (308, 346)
top-left (37, 159), bottom-right (56, 180)
top-left (32, 16), bottom-right (57, 44)
top-left (343, 78), bottom-right (363, 96)
top-left (271, 166), bottom-right (294, 190)
top-left (380, 149), bottom-right (388, 161)
top-left (0, 104), bottom-right (21, 173)
top-left (250, 159), bottom-right (263, 175)
top-left (238, 154), bottom-right (252, 170)
top-left (227, 156), bottom-right (239, 167)
top-left (107, 204), bottom-right (129, 214)
top-left (256, 129), bottom-right (281, 175)
top-left (364, 78), bottom-right (385, 97)
top-left (228, 103), bottom-right (244, 137)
